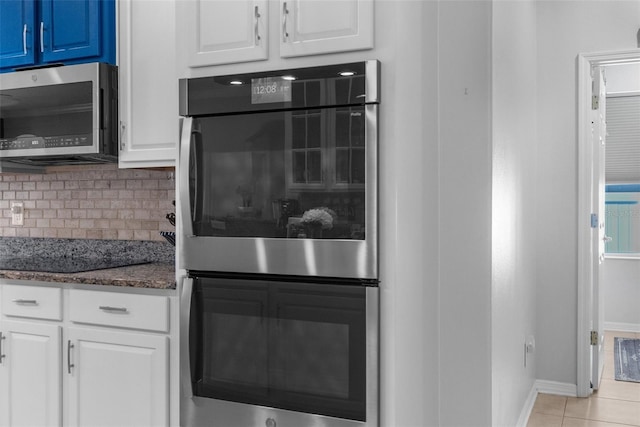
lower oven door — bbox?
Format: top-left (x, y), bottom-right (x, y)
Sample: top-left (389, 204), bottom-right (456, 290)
top-left (180, 274), bottom-right (379, 427)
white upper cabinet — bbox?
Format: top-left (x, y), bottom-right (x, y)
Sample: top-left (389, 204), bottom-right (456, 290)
top-left (178, 0), bottom-right (373, 69)
top-left (118, 0), bottom-right (178, 168)
top-left (184, 0), bottom-right (268, 67)
top-left (279, 0), bottom-right (373, 57)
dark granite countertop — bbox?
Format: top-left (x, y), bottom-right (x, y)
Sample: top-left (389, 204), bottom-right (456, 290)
top-left (0, 262), bottom-right (176, 289)
top-left (0, 237), bottom-right (176, 290)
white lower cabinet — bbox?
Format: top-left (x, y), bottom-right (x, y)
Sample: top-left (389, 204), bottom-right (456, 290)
top-left (0, 321), bottom-right (62, 427)
top-left (0, 284), bottom-right (174, 427)
top-left (65, 327), bottom-right (169, 427)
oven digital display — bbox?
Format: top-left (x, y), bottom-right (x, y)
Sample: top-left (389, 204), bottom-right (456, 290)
top-left (251, 77), bottom-right (292, 104)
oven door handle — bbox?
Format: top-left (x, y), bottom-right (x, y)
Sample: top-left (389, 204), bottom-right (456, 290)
top-left (179, 117), bottom-right (195, 237)
top-left (179, 276), bottom-right (194, 398)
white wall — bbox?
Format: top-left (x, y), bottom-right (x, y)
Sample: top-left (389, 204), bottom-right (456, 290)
top-left (375, 2), bottom-right (441, 426)
top-left (492, 1), bottom-right (539, 425)
top-left (536, 0), bottom-right (640, 385)
top-left (437, 2), bottom-right (542, 425)
top-left (438, 1), bottom-right (493, 425)
top-left (604, 258), bottom-right (640, 331)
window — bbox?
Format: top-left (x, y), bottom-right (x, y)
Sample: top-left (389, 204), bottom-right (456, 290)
top-left (605, 184), bottom-right (640, 254)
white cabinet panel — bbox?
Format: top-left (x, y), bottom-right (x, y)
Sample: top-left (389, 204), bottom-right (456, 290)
top-left (65, 327), bottom-right (169, 427)
top-left (118, 0), bottom-right (178, 168)
top-left (69, 289), bottom-right (169, 332)
top-left (280, 0), bottom-right (373, 57)
top-left (0, 321), bottom-right (62, 427)
top-left (184, 0), bottom-right (268, 67)
top-left (1, 285), bottom-right (62, 321)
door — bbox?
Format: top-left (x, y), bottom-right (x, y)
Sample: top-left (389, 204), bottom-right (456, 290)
top-left (40, 0), bottom-right (101, 63)
top-left (182, 0), bottom-right (268, 67)
top-left (0, 0), bottom-right (36, 69)
top-left (590, 65), bottom-right (607, 390)
top-left (118, 0), bottom-right (178, 168)
top-left (188, 276), bottom-right (372, 422)
top-left (0, 320), bottom-right (62, 427)
top-left (279, 0), bottom-right (374, 57)
top-left (65, 327), bottom-right (169, 427)
top-left (178, 61), bottom-right (379, 278)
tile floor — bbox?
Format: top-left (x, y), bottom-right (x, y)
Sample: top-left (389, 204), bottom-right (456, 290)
top-left (527, 330), bottom-right (640, 427)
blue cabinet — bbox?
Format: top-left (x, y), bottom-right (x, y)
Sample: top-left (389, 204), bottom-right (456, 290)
top-left (0, 0), bottom-right (115, 73)
top-left (0, 0), bottom-right (36, 69)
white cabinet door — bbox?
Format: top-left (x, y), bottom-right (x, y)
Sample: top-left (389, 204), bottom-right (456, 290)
top-left (182, 0), bottom-right (268, 67)
top-left (65, 327), bottom-right (169, 427)
top-left (0, 321), bottom-right (62, 427)
top-left (279, 0), bottom-right (373, 57)
top-left (118, 0), bottom-right (178, 168)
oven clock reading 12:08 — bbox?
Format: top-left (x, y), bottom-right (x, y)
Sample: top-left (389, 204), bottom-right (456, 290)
top-left (251, 77), bottom-right (292, 104)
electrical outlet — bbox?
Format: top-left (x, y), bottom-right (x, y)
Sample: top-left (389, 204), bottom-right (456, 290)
top-left (10, 202), bottom-right (24, 226)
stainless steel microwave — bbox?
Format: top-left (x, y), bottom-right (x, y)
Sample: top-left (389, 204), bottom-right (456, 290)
top-left (0, 63), bottom-right (118, 167)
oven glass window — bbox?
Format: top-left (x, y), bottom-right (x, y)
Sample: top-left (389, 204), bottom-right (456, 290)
top-left (0, 82), bottom-right (94, 149)
top-left (188, 83), bottom-right (367, 241)
top-left (190, 277), bottom-right (367, 421)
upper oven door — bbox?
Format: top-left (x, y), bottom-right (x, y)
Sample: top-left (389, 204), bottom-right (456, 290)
top-left (179, 103), bottom-right (378, 279)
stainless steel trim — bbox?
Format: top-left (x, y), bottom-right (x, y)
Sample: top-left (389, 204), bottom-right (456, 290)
top-left (179, 277), bottom-right (194, 399)
top-left (365, 286), bottom-right (380, 427)
top-left (98, 306), bottom-right (128, 313)
top-left (179, 117), bottom-right (194, 237)
top-left (365, 60), bottom-right (380, 104)
top-left (12, 299), bottom-right (38, 305)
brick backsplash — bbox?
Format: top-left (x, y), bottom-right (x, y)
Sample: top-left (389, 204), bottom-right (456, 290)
top-left (0, 164), bottom-right (175, 241)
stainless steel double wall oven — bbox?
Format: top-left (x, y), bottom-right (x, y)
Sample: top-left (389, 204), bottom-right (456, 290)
top-left (179, 61), bottom-right (380, 427)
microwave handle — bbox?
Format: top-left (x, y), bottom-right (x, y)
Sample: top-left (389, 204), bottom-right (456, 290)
top-left (179, 117), bottom-right (195, 237)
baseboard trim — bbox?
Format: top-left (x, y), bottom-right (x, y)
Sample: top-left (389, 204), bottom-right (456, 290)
top-left (605, 322), bottom-right (640, 333)
top-left (519, 380), bottom-right (577, 427)
top-left (516, 383), bottom-right (539, 427)
top-left (534, 380), bottom-right (577, 397)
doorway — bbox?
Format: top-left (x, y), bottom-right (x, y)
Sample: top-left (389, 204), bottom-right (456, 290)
top-left (577, 48), bottom-right (640, 398)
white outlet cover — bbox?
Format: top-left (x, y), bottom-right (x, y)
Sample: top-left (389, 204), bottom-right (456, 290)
top-left (10, 202), bottom-right (24, 226)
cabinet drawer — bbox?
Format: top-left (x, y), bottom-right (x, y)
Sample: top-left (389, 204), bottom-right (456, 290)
top-left (69, 290), bottom-right (169, 332)
top-left (1, 285), bottom-right (63, 320)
